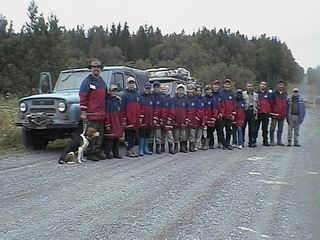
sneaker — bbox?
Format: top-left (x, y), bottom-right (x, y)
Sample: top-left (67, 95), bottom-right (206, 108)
top-left (238, 145), bottom-right (243, 149)
top-left (232, 144), bottom-right (237, 148)
top-left (294, 143), bottom-right (301, 147)
top-left (87, 155), bottom-right (100, 162)
top-left (287, 143), bottom-right (292, 147)
top-left (126, 150), bottom-right (136, 158)
top-left (277, 143), bottom-right (285, 147)
top-left (263, 142), bottom-right (270, 146)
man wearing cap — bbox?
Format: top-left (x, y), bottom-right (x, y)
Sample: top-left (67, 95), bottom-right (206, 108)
top-left (269, 80), bottom-right (288, 146)
top-left (242, 82), bottom-right (259, 147)
top-left (150, 81), bottom-right (164, 154)
top-left (104, 84), bottom-right (124, 159)
top-left (79, 60), bottom-right (107, 161)
top-left (122, 76), bottom-right (142, 157)
top-left (286, 88), bottom-right (305, 147)
top-left (255, 81), bottom-right (271, 146)
top-left (219, 78), bottom-right (236, 150)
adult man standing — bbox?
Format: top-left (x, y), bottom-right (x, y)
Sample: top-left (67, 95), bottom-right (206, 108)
top-left (242, 82), bottom-right (259, 147)
top-left (287, 88), bottom-right (305, 147)
top-left (255, 81), bottom-right (271, 146)
top-left (79, 60), bottom-right (107, 161)
top-left (270, 80), bottom-right (288, 146)
top-left (219, 79), bottom-right (236, 150)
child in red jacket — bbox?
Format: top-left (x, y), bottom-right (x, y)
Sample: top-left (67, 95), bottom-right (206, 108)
top-left (122, 77), bottom-right (142, 157)
top-left (232, 89), bottom-right (246, 149)
top-left (104, 84), bottom-right (124, 159)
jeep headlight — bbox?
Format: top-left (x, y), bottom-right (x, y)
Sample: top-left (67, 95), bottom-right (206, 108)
top-left (19, 102), bottom-right (27, 112)
top-left (58, 101), bottom-right (67, 112)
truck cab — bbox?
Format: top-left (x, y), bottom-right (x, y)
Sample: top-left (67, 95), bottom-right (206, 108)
top-left (16, 66), bottom-right (148, 150)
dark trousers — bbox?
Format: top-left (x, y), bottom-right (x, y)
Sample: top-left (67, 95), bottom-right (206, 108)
top-left (255, 113), bottom-right (269, 144)
top-left (217, 119), bottom-right (231, 146)
top-left (104, 138), bottom-right (120, 156)
top-left (86, 120), bottom-right (104, 154)
top-left (125, 129), bottom-right (137, 151)
top-left (242, 109), bottom-right (256, 145)
top-left (207, 126), bottom-right (221, 147)
top-left (139, 128), bottom-right (152, 138)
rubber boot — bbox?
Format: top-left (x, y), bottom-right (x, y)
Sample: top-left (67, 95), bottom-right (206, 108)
top-left (189, 142), bottom-right (196, 152)
top-left (203, 139), bottom-right (209, 150)
top-left (139, 137), bottom-right (145, 156)
top-left (277, 132), bottom-right (285, 146)
top-left (169, 143), bottom-right (175, 154)
top-left (270, 131), bottom-right (275, 146)
top-left (155, 144), bottom-right (162, 154)
top-left (148, 142), bottom-right (154, 153)
top-left (200, 139), bottom-right (205, 150)
top-left (181, 141), bottom-right (188, 153)
top-left (144, 138), bottom-right (153, 155)
top-left (161, 143), bottom-right (165, 153)
top-left (174, 142), bottom-right (179, 153)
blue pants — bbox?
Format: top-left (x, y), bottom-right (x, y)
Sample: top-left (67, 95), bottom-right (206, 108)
top-left (232, 125), bottom-right (243, 146)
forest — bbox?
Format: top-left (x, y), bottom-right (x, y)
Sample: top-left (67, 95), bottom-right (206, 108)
top-left (0, 1), bottom-right (305, 96)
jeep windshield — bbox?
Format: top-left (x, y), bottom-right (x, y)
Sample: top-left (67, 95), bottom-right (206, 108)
top-left (54, 70), bottom-right (111, 92)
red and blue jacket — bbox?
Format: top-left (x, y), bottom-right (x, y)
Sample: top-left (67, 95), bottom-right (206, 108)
top-left (152, 92), bottom-right (164, 128)
top-left (256, 90), bottom-right (271, 114)
top-left (168, 94), bottom-right (189, 128)
top-left (122, 89), bottom-right (142, 129)
top-left (220, 90), bottom-right (236, 120)
top-left (270, 90), bottom-right (288, 120)
top-left (234, 99), bottom-right (246, 127)
top-left (186, 95), bottom-right (201, 128)
top-left (140, 93), bottom-right (154, 129)
top-left (104, 95), bottom-right (124, 139)
top-left (203, 94), bottom-right (219, 127)
top-left (79, 74), bottom-right (106, 121)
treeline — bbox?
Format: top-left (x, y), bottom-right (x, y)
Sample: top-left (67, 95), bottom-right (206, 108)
top-left (0, 1), bottom-right (304, 96)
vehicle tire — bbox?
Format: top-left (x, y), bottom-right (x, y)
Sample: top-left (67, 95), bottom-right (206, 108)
top-left (22, 129), bottom-right (49, 150)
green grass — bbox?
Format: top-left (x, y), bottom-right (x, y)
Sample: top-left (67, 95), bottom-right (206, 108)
top-left (0, 98), bottom-right (24, 154)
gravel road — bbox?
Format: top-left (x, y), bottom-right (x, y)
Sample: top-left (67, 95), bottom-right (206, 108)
top-left (1, 83), bottom-right (319, 240)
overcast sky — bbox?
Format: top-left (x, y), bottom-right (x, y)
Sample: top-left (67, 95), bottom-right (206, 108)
top-left (1, 0), bottom-right (319, 70)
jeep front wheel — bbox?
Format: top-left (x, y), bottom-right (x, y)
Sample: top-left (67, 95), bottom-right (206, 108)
top-left (22, 129), bottom-right (49, 150)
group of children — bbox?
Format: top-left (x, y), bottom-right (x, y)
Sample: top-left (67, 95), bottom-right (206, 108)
top-left (103, 76), bottom-right (306, 159)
